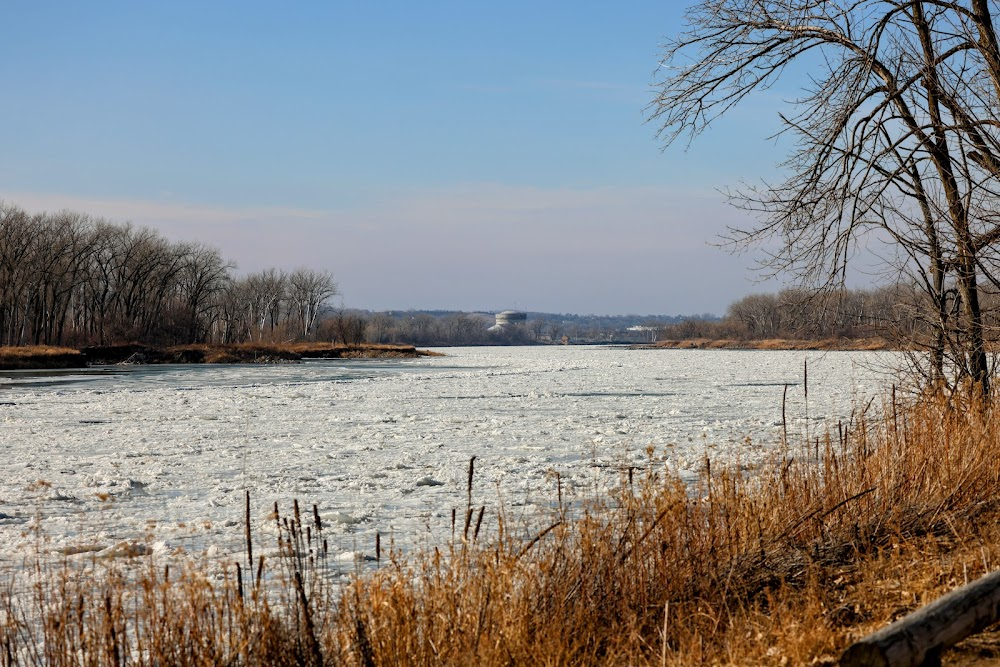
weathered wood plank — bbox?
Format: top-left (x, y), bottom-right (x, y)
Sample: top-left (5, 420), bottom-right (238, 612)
top-left (841, 569), bottom-right (1000, 666)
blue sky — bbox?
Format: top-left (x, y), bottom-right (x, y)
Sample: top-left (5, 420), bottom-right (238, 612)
top-left (2, 1), bottom-right (797, 315)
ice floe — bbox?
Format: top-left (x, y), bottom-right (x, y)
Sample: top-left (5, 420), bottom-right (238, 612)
top-left (0, 346), bottom-right (895, 570)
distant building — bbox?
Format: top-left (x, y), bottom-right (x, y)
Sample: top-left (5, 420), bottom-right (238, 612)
top-left (488, 310), bottom-right (527, 333)
top-left (626, 325), bottom-right (659, 343)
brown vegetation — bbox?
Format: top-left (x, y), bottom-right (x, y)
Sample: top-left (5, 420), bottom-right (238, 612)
top-left (76, 343), bottom-right (435, 366)
top-left (4, 388), bottom-right (1000, 664)
top-left (283, 342), bottom-right (441, 359)
top-left (0, 346), bottom-right (85, 370)
top-left (652, 337), bottom-right (893, 351)
top-left (0, 343), bottom-right (433, 370)
top-left (157, 342), bottom-right (437, 364)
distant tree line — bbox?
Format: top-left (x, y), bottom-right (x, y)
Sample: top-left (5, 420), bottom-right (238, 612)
top-left (0, 201), bottom-right (337, 347)
top-left (324, 311), bottom-right (532, 347)
top-left (348, 310), bottom-right (688, 346)
top-left (343, 289), bottom-right (930, 346)
top-left (330, 311), bottom-right (682, 346)
top-left (661, 285), bottom-right (1000, 346)
top-left (11, 200), bottom-right (976, 352)
top-left (723, 288), bottom-right (905, 340)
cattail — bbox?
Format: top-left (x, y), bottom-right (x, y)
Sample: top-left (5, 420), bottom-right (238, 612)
top-left (473, 506), bottom-right (485, 542)
top-left (244, 490), bottom-right (253, 573)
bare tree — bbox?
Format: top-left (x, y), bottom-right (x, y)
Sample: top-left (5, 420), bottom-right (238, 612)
top-left (246, 269), bottom-right (287, 341)
top-left (366, 312), bottom-right (395, 344)
top-left (287, 268), bottom-right (338, 340)
top-left (176, 243), bottom-right (233, 343)
top-left (651, 0), bottom-right (1000, 393)
top-left (325, 308), bottom-right (367, 345)
top-left (0, 204), bottom-right (42, 345)
top-left (441, 313), bottom-right (489, 344)
top-left (35, 211), bottom-right (94, 345)
top-left (529, 317), bottom-right (550, 342)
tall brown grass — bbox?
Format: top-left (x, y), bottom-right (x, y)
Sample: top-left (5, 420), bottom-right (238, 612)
top-left (78, 342), bottom-right (435, 365)
top-left (184, 342), bottom-right (435, 362)
top-left (4, 389), bottom-right (1000, 665)
top-left (0, 346), bottom-right (85, 370)
top-left (163, 342), bottom-right (438, 363)
top-left (653, 338), bottom-right (893, 351)
top-left (4, 342), bottom-right (436, 368)
top-left (1, 500), bottom-right (337, 666)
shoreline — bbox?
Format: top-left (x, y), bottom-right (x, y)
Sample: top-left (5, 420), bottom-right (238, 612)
top-left (0, 342), bottom-right (437, 371)
top-left (644, 336), bottom-right (893, 351)
top-left (0, 339), bottom-right (896, 370)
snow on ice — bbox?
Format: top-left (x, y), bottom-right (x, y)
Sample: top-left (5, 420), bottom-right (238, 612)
top-left (0, 346), bottom-right (894, 570)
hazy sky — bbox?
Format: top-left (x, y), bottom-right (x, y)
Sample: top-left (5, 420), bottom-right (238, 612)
top-left (2, 1), bottom-right (804, 315)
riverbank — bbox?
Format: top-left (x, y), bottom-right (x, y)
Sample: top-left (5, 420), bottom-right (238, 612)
top-left (649, 336), bottom-right (893, 351)
top-left (0, 342), bottom-right (436, 370)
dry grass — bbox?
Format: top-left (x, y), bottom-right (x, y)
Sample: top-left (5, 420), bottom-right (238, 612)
top-left (337, 389), bottom-right (1000, 665)
top-left (4, 388), bottom-right (1000, 665)
top-left (185, 342), bottom-right (440, 362)
top-left (0, 346), bottom-right (85, 370)
top-left (653, 337), bottom-right (893, 351)
top-left (0, 499), bottom-right (337, 666)
top-left (72, 342), bottom-right (437, 366)
top-left (182, 342), bottom-right (439, 363)
top-left (281, 342), bottom-right (442, 358)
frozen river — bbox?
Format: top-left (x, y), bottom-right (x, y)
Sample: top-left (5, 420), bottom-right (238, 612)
top-left (0, 346), bottom-right (894, 569)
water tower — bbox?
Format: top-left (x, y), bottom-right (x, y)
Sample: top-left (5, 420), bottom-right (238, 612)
top-left (488, 310), bottom-right (527, 332)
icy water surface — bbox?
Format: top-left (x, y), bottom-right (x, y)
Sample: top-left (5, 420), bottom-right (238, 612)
top-left (0, 346), bottom-right (894, 568)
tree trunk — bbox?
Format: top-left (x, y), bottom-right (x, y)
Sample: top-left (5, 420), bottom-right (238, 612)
top-left (841, 569), bottom-right (1000, 667)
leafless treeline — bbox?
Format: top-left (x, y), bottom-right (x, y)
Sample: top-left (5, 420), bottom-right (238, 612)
top-left (665, 284), bottom-right (1000, 344)
top-left (726, 286), bottom-right (919, 338)
top-left (342, 312), bottom-right (532, 346)
top-left (723, 287), bottom-right (915, 340)
top-left (0, 201), bottom-right (337, 347)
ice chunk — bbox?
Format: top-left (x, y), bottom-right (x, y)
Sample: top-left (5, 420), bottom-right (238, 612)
top-left (56, 544), bottom-right (105, 556)
top-left (101, 541), bottom-right (150, 558)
